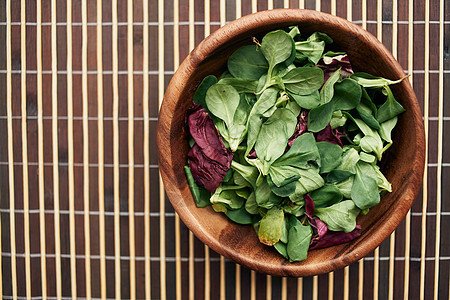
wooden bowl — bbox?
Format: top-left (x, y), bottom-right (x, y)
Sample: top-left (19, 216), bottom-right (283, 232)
top-left (157, 9), bottom-right (425, 277)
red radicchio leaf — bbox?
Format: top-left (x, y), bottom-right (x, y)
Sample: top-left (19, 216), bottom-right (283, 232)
top-left (186, 103), bottom-right (233, 193)
top-left (317, 54), bottom-right (354, 83)
top-left (315, 124), bottom-right (344, 148)
top-left (305, 194), bottom-right (329, 244)
top-left (248, 149), bottom-right (257, 159)
top-left (288, 110), bottom-right (308, 147)
top-left (309, 225), bottom-right (361, 250)
top-left (304, 194), bottom-right (315, 222)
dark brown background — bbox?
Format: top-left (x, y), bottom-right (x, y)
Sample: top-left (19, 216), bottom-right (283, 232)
top-left (0, 0), bottom-right (449, 299)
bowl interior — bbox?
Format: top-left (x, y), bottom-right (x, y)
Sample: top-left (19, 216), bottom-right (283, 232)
top-left (157, 9), bottom-right (425, 277)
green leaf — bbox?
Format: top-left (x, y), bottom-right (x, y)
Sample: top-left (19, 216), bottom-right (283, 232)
top-left (210, 186), bottom-right (245, 209)
top-left (310, 184), bottom-right (343, 208)
top-left (231, 160), bottom-right (259, 189)
top-left (378, 116), bottom-right (398, 143)
top-left (334, 176), bottom-right (354, 198)
top-left (350, 72), bottom-right (407, 88)
top-left (359, 152), bottom-right (376, 164)
top-left (295, 40), bottom-right (326, 64)
top-left (320, 69), bottom-right (341, 105)
top-left (315, 200), bottom-right (360, 232)
top-left (330, 110), bottom-right (348, 129)
top-left (332, 78), bottom-right (362, 110)
top-left (226, 206), bottom-right (254, 224)
top-left (184, 166), bottom-right (211, 208)
top-left (227, 95), bottom-right (251, 151)
top-left (360, 133), bottom-right (384, 160)
top-left (289, 168), bottom-right (325, 202)
top-left (274, 242), bottom-right (288, 259)
top-left (205, 84), bottom-right (240, 128)
top-left (307, 32), bottom-right (333, 44)
top-left (336, 148), bottom-right (360, 174)
top-left (267, 174), bottom-right (299, 197)
top-left (282, 67), bottom-right (324, 95)
top-left (193, 75), bottom-right (218, 109)
top-left (227, 45), bottom-right (269, 80)
top-left (258, 207), bottom-right (285, 246)
top-left (356, 103), bottom-right (380, 130)
top-left (255, 109), bottom-right (297, 174)
top-left (287, 216), bottom-right (312, 262)
top-left (351, 164), bottom-right (380, 210)
top-left (217, 78), bottom-right (259, 93)
top-left (326, 169), bottom-right (353, 183)
top-left (317, 141), bottom-right (343, 174)
top-left (288, 90), bottom-right (321, 109)
top-left (273, 133), bottom-right (320, 169)
top-left (245, 192), bottom-right (259, 214)
top-left (307, 100), bottom-right (335, 132)
top-left (246, 87), bottom-right (279, 156)
top-left (288, 26), bottom-right (300, 39)
top-left (376, 86), bottom-right (406, 123)
top-left (261, 30), bottom-right (294, 81)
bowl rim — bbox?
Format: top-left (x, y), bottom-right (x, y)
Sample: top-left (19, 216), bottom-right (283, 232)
top-left (157, 8), bottom-right (425, 277)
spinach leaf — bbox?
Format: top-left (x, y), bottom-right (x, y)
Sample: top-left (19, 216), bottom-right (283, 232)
top-left (334, 176), bottom-right (354, 198)
top-left (231, 160), bottom-right (259, 189)
top-left (258, 206), bottom-right (285, 246)
top-left (287, 216), bottom-right (312, 262)
top-left (295, 40), bottom-right (325, 64)
top-left (326, 169), bottom-right (353, 183)
top-left (320, 68), bottom-right (341, 105)
top-left (226, 206), bottom-right (253, 224)
top-left (246, 87), bottom-right (279, 156)
top-left (217, 78), bottom-right (259, 93)
top-left (350, 72), bottom-right (407, 88)
top-left (351, 163), bottom-right (380, 210)
top-left (274, 242), bottom-right (289, 259)
top-left (378, 116), bottom-right (398, 143)
top-left (210, 186), bottom-right (245, 209)
top-left (261, 30), bottom-right (294, 90)
top-left (310, 184), bottom-right (343, 208)
top-left (255, 108), bottom-right (297, 174)
top-left (359, 152), bottom-right (376, 164)
top-left (376, 86), bottom-right (406, 123)
top-left (335, 148), bottom-right (360, 174)
top-left (307, 100), bottom-right (335, 132)
top-left (289, 168), bottom-right (325, 202)
top-left (332, 78), bottom-right (362, 110)
top-left (373, 164), bottom-right (392, 192)
top-left (227, 95), bottom-right (251, 151)
top-left (330, 110), bottom-right (347, 129)
top-left (268, 176), bottom-right (298, 197)
top-left (316, 141), bottom-right (343, 174)
top-left (227, 45), bottom-right (269, 80)
top-left (356, 103), bottom-right (380, 130)
top-left (245, 192), bottom-right (259, 214)
top-left (184, 165), bottom-right (211, 207)
top-left (288, 90), bottom-right (321, 109)
top-left (193, 75), bottom-right (218, 109)
top-left (315, 200), bottom-right (360, 232)
top-left (308, 32), bottom-right (333, 44)
top-left (282, 67), bottom-right (324, 95)
top-left (288, 26), bottom-right (300, 39)
top-left (205, 84), bottom-right (240, 129)
top-left (273, 133), bottom-right (320, 169)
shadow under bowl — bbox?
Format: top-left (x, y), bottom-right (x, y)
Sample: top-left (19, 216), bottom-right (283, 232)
top-left (157, 9), bottom-right (425, 277)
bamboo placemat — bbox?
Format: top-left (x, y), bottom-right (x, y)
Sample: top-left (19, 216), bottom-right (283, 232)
top-left (0, 0), bottom-right (448, 299)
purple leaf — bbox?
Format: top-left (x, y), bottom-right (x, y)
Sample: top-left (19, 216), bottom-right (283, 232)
top-left (311, 218), bottom-right (328, 243)
top-left (315, 124), bottom-right (344, 148)
top-left (186, 103), bottom-right (233, 193)
top-left (304, 194), bottom-right (315, 222)
top-left (288, 110), bottom-right (308, 147)
top-left (317, 54), bottom-right (354, 83)
top-left (309, 225), bottom-right (361, 250)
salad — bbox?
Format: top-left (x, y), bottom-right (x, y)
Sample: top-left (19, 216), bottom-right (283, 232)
top-left (184, 26), bottom-right (406, 262)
